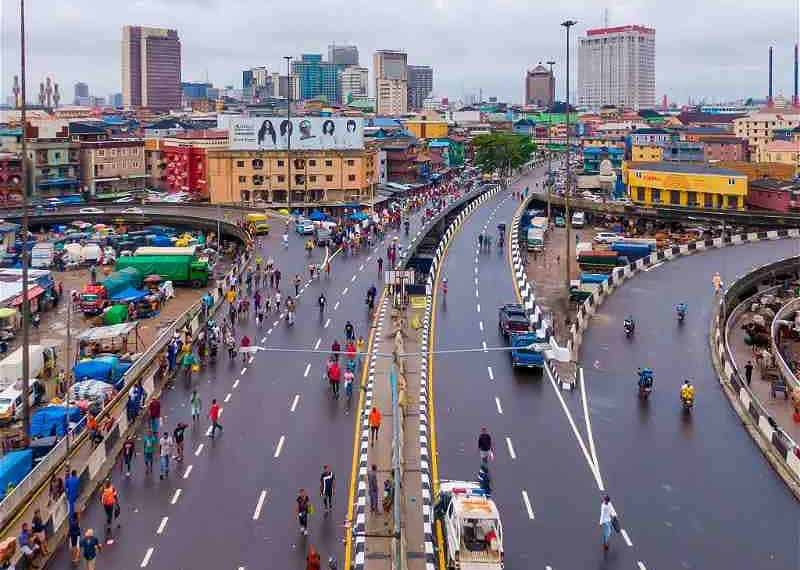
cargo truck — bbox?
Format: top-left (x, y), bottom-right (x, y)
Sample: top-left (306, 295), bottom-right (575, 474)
top-left (79, 267), bottom-right (143, 315)
top-left (577, 250), bottom-right (622, 274)
top-left (115, 254), bottom-right (209, 288)
top-left (526, 227), bottom-right (545, 251)
top-left (610, 242), bottom-right (652, 263)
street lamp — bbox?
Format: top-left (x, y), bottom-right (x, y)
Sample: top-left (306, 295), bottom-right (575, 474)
top-left (561, 19), bottom-right (577, 295)
top-left (284, 56), bottom-right (293, 212)
top-left (545, 60), bottom-right (556, 220)
top-left (19, 0), bottom-right (32, 442)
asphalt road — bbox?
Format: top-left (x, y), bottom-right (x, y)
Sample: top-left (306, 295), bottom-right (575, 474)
top-left (46, 202), bottom-right (432, 569)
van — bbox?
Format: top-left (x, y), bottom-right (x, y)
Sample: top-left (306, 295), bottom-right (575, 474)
top-left (245, 213), bottom-right (270, 235)
top-left (315, 226), bottom-right (332, 246)
top-left (0, 379), bottom-right (43, 425)
top-left (571, 211), bottom-right (585, 228)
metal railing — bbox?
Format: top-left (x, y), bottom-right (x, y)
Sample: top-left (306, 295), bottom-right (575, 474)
top-left (771, 297), bottom-right (800, 392)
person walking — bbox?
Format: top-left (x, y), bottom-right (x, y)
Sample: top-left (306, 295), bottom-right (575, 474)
top-left (377, 257), bottom-right (383, 277)
top-left (67, 512), bottom-right (82, 564)
top-left (368, 407), bottom-right (382, 446)
top-left (190, 390), bottom-right (202, 423)
top-left (328, 360), bottom-right (341, 399)
top-left (599, 495), bottom-right (618, 551)
top-left (121, 437), bottom-right (135, 477)
top-left (80, 529), bottom-right (102, 570)
top-left (209, 398), bottom-right (223, 438)
top-left (275, 268), bottom-right (282, 289)
top-left (148, 397), bottom-right (161, 435)
top-left (65, 469), bottom-right (80, 515)
top-left (344, 321), bottom-right (355, 342)
top-left (159, 432), bottom-right (173, 480)
top-left (143, 431), bottom-right (156, 475)
top-left (478, 427), bottom-right (493, 464)
top-left (100, 480), bottom-right (118, 542)
top-left (745, 360), bottom-right (754, 386)
top-left (306, 545), bottom-right (321, 570)
top-left (174, 422), bottom-right (187, 462)
top-left (295, 274), bottom-right (302, 296)
top-left (297, 488), bottom-right (311, 536)
top-left (368, 464), bottom-right (379, 513)
top-left (320, 465), bottom-right (335, 514)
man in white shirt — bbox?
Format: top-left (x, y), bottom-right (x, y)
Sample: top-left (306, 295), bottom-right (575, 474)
top-left (159, 432), bottom-right (174, 480)
top-left (599, 495), bottom-right (617, 551)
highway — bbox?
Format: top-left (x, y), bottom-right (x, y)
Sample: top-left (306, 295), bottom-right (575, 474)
top-left (432, 166), bottom-right (800, 569)
top-left (47, 203), bottom-right (431, 568)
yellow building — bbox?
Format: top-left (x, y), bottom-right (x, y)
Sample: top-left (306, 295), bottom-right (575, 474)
top-left (630, 144), bottom-right (663, 162)
top-left (582, 136), bottom-right (625, 150)
top-left (760, 140), bottom-right (800, 175)
top-left (207, 148), bottom-right (377, 205)
top-left (623, 161), bottom-right (747, 210)
top-left (403, 119), bottom-right (449, 139)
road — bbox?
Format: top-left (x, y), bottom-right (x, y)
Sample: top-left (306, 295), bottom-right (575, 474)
top-left (433, 166), bottom-right (800, 569)
top-left (47, 203), bottom-right (432, 569)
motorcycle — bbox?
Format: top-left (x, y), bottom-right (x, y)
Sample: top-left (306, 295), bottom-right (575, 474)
top-left (681, 395), bottom-right (694, 413)
top-left (676, 304), bottom-right (687, 322)
top-left (637, 368), bottom-right (654, 400)
top-left (623, 319), bottom-right (635, 338)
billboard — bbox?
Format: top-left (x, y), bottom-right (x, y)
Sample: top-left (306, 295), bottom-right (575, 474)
top-left (227, 117), bottom-right (364, 151)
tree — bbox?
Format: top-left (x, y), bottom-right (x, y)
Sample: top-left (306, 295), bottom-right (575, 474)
top-left (473, 132), bottom-right (536, 176)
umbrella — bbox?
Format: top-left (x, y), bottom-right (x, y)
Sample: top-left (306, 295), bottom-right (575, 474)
top-left (278, 208), bottom-right (290, 216)
top-left (309, 210), bottom-right (327, 221)
top-left (143, 274), bottom-right (162, 284)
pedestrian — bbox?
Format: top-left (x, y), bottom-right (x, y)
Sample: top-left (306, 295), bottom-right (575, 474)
top-left (174, 422), bottom-right (187, 462)
top-left (344, 320), bottom-right (355, 342)
top-left (320, 465), bottom-right (335, 513)
top-left (297, 488), bottom-right (311, 536)
top-left (100, 480), bottom-right (118, 542)
top-left (121, 437), bottom-right (135, 477)
top-left (31, 508), bottom-right (49, 555)
top-left (275, 268), bottom-right (282, 289)
top-left (148, 397), bottom-right (161, 435)
top-left (745, 360), bottom-right (754, 386)
top-left (368, 464), bottom-right (379, 513)
top-left (368, 407), bottom-right (382, 446)
top-left (159, 431), bottom-right (173, 480)
top-left (209, 398), bottom-right (223, 438)
top-left (377, 257), bottom-right (383, 276)
top-left (67, 512), bottom-right (82, 564)
top-left (328, 360), bottom-right (341, 399)
top-left (143, 431), bottom-right (156, 475)
top-left (478, 427), bottom-right (493, 464)
top-left (80, 528), bottom-right (102, 570)
top-left (65, 469), bottom-right (80, 515)
top-left (190, 389), bottom-right (202, 423)
top-left (295, 274), bottom-right (302, 296)
top-left (599, 495), bottom-right (618, 551)
top-left (306, 545), bottom-right (321, 570)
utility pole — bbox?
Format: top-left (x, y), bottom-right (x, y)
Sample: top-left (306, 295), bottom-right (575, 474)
top-left (19, 0), bottom-right (32, 442)
top-left (562, 19), bottom-right (577, 294)
top-left (284, 56), bottom-right (293, 212)
top-left (65, 291), bottom-right (73, 455)
top-left (546, 60), bottom-right (556, 220)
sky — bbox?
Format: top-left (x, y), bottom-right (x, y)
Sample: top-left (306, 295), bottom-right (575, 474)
top-left (0, 0), bottom-right (798, 106)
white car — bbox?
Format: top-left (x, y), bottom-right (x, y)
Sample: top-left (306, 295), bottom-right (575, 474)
top-left (594, 232), bottom-right (621, 244)
top-left (79, 207), bottom-right (103, 214)
top-left (122, 207), bottom-right (144, 215)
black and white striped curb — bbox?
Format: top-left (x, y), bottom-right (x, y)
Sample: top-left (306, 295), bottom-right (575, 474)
top-left (353, 296), bottom-right (389, 570)
top-left (568, 228), bottom-right (800, 357)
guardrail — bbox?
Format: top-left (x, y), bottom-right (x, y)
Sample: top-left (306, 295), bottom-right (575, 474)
top-left (771, 297), bottom-right (800, 393)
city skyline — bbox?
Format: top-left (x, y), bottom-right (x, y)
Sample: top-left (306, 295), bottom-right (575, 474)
top-left (1, 0), bottom-right (800, 106)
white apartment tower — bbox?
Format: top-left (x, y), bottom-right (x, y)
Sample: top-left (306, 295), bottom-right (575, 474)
top-left (578, 25), bottom-right (655, 111)
top-left (374, 50), bottom-right (408, 116)
top-left (340, 66), bottom-right (369, 103)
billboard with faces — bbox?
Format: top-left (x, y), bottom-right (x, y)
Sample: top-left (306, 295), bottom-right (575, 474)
top-left (227, 117), bottom-right (364, 150)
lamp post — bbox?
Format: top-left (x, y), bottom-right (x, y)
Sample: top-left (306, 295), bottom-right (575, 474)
top-left (561, 19), bottom-right (577, 294)
top-left (284, 56), bottom-right (292, 212)
top-left (546, 60), bottom-right (556, 220)
top-left (19, 0), bottom-right (32, 442)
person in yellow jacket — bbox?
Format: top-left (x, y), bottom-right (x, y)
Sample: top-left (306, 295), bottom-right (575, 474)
top-left (680, 380), bottom-right (695, 403)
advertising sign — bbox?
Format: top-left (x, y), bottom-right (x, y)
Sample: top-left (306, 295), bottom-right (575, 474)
top-left (227, 116), bottom-right (364, 151)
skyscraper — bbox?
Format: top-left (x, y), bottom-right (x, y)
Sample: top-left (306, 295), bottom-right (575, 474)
top-left (524, 65), bottom-right (554, 107)
top-left (407, 65), bottom-right (433, 111)
top-left (340, 66), bottom-right (369, 103)
top-left (292, 54), bottom-right (340, 103)
top-left (578, 25), bottom-right (655, 111)
top-left (374, 50), bottom-right (408, 116)
top-left (121, 25), bottom-right (181, 110)
top-left (74, 82), bottom-right (89, 105)
top-left (328, 44), bottom-right (359, 67)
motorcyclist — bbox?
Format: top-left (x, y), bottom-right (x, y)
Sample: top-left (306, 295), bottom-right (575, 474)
top-left (637, 367), bottom-right (653, 389)
top-left (676, 303), bottom-right (688, 319)
top-left (623, 315), bottom-right (635, 333)
top-left (680, 380), bottom-right (695, 403)
top-left (442, 277), bottom-right (448, 296)
top-left (318, 293), bottom-right (327, 315)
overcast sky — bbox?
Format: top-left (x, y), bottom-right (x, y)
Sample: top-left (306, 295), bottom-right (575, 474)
top-left (1, 0), bottom-right (798, 106)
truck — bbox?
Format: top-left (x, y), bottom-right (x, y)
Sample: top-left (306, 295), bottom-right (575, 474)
top-left (570, 274), bottom-right (608, 302)
top-left (526, 227), bottom-right (545, 252)
top-left (531, 216), bottom-right (549, 232)
top-left (134, 246), bottom-right (198, 257)
top-left (315, 226), bottom-right (333, 246)
top-left (116, 254), bottom-right (209, 288)
top-left (80, 267), bottom-right (142, 315)
top-left (245, 213), bottom-right (270, 235)
top-left (610, 241), bottom-right (652, 263)
top-left (509, 332), bottom-right (546, 369)
top-left (577, 250), bottom-right (622, 274)
top-left (31, 243), bottom-right (55, 269)
top-left (435, 481), bottom-right (504, 570)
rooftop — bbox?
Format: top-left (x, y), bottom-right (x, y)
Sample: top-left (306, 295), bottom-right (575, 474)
top-left (626, 161), bottom-right (746, 177)
top-left (763, 140), bottom-right (800, 151)
top-left (631, 127), bottom-right (672, 135)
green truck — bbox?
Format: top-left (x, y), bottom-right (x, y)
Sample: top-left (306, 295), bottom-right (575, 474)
top-left (115, 254), bottom-right (210, 288)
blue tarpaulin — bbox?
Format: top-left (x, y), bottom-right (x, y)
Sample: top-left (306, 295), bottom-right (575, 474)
top-left (350, 212), bottom-right (368, 221)
top-left (0, 450), bottom-right (32, 498)
top-left (110, 287), bottom-right (148, 303)
top-left (148, 235), bottom-right (173, 247)
top-left (309, 210), bottom-right (327, 221)
top-left (73, 356), bottom-right (133, 388)
top-left (30, 406), bottom-right (81, 438)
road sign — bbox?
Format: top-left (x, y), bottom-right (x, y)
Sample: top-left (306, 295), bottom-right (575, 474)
top-left (385, 269), bottom-right (415, 285)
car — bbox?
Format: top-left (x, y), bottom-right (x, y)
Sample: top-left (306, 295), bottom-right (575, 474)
top-left (122, 207), bottom-right (144, 215)
top-left (554, 216), bottom-right (566, 228)
top-left (79, 207), bottom-right (103, 214)
top-left (594, 232), bottom-right (621, 244)
top-left (114, 196), bottom-right (135, 203)
top-left (498, 304), bottom-right (531, 338)
top-left (295, 219), bottom-right (314, 235)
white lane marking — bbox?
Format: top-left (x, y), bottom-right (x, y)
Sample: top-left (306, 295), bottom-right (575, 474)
top-left (505, 437), bottom-right (516, 459)
top-left (274, 435), bottom-right (285, 458)
top-left (170, 488), bottom-right (181, 505)
top-left (482, 341), bottom-right (488, 352)
top-left (267, 328), bottom-right (273, 334)
top-left (351, 274), bottom-right (357, 282)
top-left (232, 379), bottom-right (240, 389)
top-left (303, 363), bottom-right (311, 377)
top-left (637, 563), bottom-right (647, 570)
top-left (314, 338), bottom-right (321, 350)
top-left (621, 528), bottom-right (633, 547)
top-left (224, 393), bottom-right (232, 403)
top-left (475, 256), bottom-right (478, 264)
top-left (474, 267), bottom-right (478, 275)
top-left (487, 366), bottom-right (494, 381)
top-left (140, 547), bottom-right (154, 567)
top-left (367, 256), bottom-right (372, 261)
top-left (476, 303), bottom-right (481, 313)
top-left (194, 443), bottom-right (204, 456)
top-left (521, 490), bottom-right (535, 520)
top-left (325, 318), bottom-right (331, 328)
top-left (342, 287), bottom-right (349, 296)
top-left (479, 321), bottom-right (484, 331)
top-left (334, 301), bottom-right (340, 311)
top-left (260, 336), bottom-right (267, 344)
top-left (248, 356), bottom-right (254, 364)
top-left (495, 397), bottom-right (503, 415)
top-left (183, 465), bottom-right (193, 479)
top-left (218, 407), bottom-right (224, 418)
top-left (290, 394), bottom-right (300, 412)
top-left (205, 425), bottom-right (213, 436)
top-left (474, 277), bottom-right (479, 286)
top-left (359, 264), bottom-right (364, 271)
top-left (273, 320), bottom-right (280, 327)
top-left (240, 367), bottom-right (247, 375)
top-left (252, 490), bottom-right (268, 520)
top-left (579, 367), bottom-right (604, 490)
top-left (156, 516), bottom-right (168, 535)
top-left (475, 289), bottom-right (480, 298)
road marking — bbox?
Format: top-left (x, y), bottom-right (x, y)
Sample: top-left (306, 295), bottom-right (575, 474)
top-left (314, 338), bottom-right (321, 350)
top-left (156, 516), bottom-right (168, 535)
top-left (274, 435), bottom-right (285, 458)
top-left (521, 490), bottom-right (535, 520)
top-left (474, 267), bottom-right (478, 275)
top-left (334, 301), bottom-right (340, 310)
top-left (260, 336), bottom-right (267, 344)
top-left (579, 367), bottom-right (604, 490)
top-left (482, 341), bottom-right (488, 352)
top-left (205, 425), bottom-right (213, 436)
top-left (495, 397), bottom-right (503, 414)
top-left (170, 489), bottom-right (181, 505)
top-left (476, 303), bottom-right (481, 313)
top-left (248, 356), bottom-right (254, 364)
top-left (342, 287), bottom-right (349, 296)
top-left (475, 256), bottom-right (478, 264)
top-left (479, 321), bottom-right (484, 331)
top-left (637, 563), bottom-right (647, 570)
top-left (194, 443), bottom-right (204, 456)
top-left (367, 256), bottom-right (372, 261)
top-left (505, 437), bottom-right (516, 459)
top-left (621, 528), bottom-right (633, 547)
top-left (240, 367), bottom-right (247, 375)
top-left (273, 320), bottom-right (280, 326)
top-left (487, 366), bottom-right (494, 380)
top-left (252, 490), bottom-right (268, 520)
top-left (290, 394), bottom-right (300, 412)
top-left (351, 274), bottom-right (357, 282)
top-left (325, 318), bottom-right (331, 328)
top-left (224, 392), bottom-right (232, 403)
top-left (140, 547), bottom-right (154, 568)
top-left (267, 328), bottom-right (273, 334)
top-left (232, 379), bottom-right (240, 389)
top-left (359, 264), bottom-right (364, 271)
top-left (303, 363), bottom-right (311, 377)
top-left (474, 277), bottom-right (479, 286)
top-left (183, 465), bottom-right (193, 479)
top-left (475, 289), bottom-right (479, 298)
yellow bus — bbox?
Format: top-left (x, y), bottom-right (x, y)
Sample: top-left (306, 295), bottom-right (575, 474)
top-left (246, 213), bottom-right (270, 235)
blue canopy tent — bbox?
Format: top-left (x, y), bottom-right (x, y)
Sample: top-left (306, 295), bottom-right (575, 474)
top-left (350, 212), bottom-right (368, 222)
top-left (110, 287), bottom-right (148, 303)
top-left (309, 210), bottom-right (327, 222)
top-left (30, 405), bottom-right (81, 438)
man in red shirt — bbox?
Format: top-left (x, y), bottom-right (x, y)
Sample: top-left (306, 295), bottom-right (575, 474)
top-left (209, 399), bottom-right (223, 439)
top-left (328, 361), bottom-right (341, 399)
top-left (148, 397), bottom-right (161, 435)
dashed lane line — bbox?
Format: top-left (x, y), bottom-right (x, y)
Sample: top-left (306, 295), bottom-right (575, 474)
top-left (476, 303), bottom-right (481, 313)
top-left (487, 366), bottom-right (494, 381)
top-left (240, 367), bottom-right (247, 375)
top-left (274, 435), bottom-right (285, 458)
top-left (342, 287), bottom-right (349, 296)
top-left (637, 563), bottom-right (647, 570)
top-left (325, 318), bottom-right (331, 328)
top-left (314, 338), bottom-right (321, 350)
top-left (232, 379), bottom-right (240, 389)
top-left (521, 490), bottom-right (535, 520)
top-left (334, 301), bottom-right (340, 311)
top-left (506, 437), bottom-right (517, 460)
top-left (156, 516), bottom-right (168, 535)
top-left (351, 274), bottom-right (357, 282)
top-left (482, 341), bottom-right (488, 352)
top-left (621, 528), bottom-right (633, 547)
top-left (495, 397), bottom-right (503, 415)
top-left (303, 363), bottom-right (311, 377)
top-left (224, 393), bottom-right (232, 403)
top-left (170, 489), bottom-right (181, 505)
top-left (252, 490), bottom-right (268, 521)
top-left (479, 321), bottom-right (484, 332)
top-left (194, 443), bottom-right (204, 457)
top-left (290, 394), bottom-right (300, 412)
top-left (140, 547), bottom-right (154, 568)
top-left (183, 465), bottom-right (193, 479)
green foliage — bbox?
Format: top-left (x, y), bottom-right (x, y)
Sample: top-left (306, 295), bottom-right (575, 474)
top-left (473, 133), bottom-right (537, 175)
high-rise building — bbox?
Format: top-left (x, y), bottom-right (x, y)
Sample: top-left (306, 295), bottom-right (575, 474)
top-left (328, 45), bottom-right (359, 67)
top-left (407, 65), bottom-right (433, 111)
top-left (271, 73), bottom-right (300, 100)
top-left (291, 54), bottom-right (340, 103)
top-left (340, 66), bottom-right (369, 103)
top-left (374, 50), bottom-right (408, 116)
top-left (121, 25), bottom-right (181, 110)
top-left (525, 65), bottom-right (554, 107)
top-left (109, 93), bottom-right (123, 108)
top-left (578, 25), bottom-right (655, 111)
top-left (73, 82), bottom-right (89, 105)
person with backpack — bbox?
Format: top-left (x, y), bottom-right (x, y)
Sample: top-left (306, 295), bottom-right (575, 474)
top-left (100, 480), bottom-right (119, 542)
top-left (121, 437), bottom-right (135, 477)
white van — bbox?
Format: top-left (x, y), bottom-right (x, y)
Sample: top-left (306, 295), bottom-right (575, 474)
top-left (571, 211), bottom-right (585, 228)
top-left (0, 379), bottom-right (43, 425)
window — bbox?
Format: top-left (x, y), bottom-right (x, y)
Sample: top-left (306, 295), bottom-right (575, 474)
top-left (704, 193), bottom-right (713, 208)
top-left (252, 159), bottom-right (264, 170)
top-left (651, 189), bottom-right (661, 203)
top-left (687, 191), bottom-right (697, 206)
top-left (635, 171), bottom-right (642, 178)
top-left (348, 174), bottom-right (356, 182)
top-left (670, 190), bottom-right (680, 205)
top-left (728, 178), bottom-right (736, 185)
top-left (325, 175), bottom-right (333, 182)
top-left (277, 160), bottom-right (285, 167)
top-left (295, 174), bottom-right (305, 185)
top-left (277, 175), bottom-right (286, 182)
top-left (346, 159), bottom-right (355, 166)
top-left (310, 175), bottom-right (317, 182)
top-left (238, 176), bottom-right (246, 183)
top-left (309, 160), bottom-right (317, 167)
top-left (635, 188), bottom-right (645, 202)
top-left (253, 175), bottom-right (264, 186)
top-left (54, 152), bottom-right (61, 160)
top-left (97, 149), bottom-right (105, 157)
top-left (236, 160), bottom-right (245, 168)
top-left (325, 160), bottom-right (333, 167)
